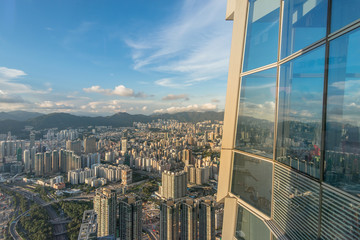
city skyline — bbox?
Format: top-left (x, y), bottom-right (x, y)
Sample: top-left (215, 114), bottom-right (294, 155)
top-left (0, 0), bottom-right (232, 116)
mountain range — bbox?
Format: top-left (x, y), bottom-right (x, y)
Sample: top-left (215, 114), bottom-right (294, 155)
top-left (0, 111), bottom-right (224, 136)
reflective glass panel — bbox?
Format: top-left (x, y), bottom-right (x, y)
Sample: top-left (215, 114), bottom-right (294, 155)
top-left (235, 68), bottom-right (277, 159)
top-left (235, 205), bottom-right (270, 240)
top-left (276, 46), bottom-right (325, 178)
top-left (331, 0), bottom-right (360, 33)
top-left (281, 0), bottom-right (327, 58)
top-left (231, 153), bottom-right (273, 216)
top-left (324, 28), bottom-right (360, 197)
top-left (243, 0), bottom-right (280, 71)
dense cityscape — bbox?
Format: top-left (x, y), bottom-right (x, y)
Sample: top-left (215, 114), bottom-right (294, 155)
top-left (0, 115), bottom-right (224, 240)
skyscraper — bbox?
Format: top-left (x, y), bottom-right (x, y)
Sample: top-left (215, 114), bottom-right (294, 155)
top-left (23, 149), bottom-right (30, 172)
top-left (44, 151), bottom-right (51, 174)
top-left (93, 188), bottom-right (117, 237)
top-left (218, 0), bottom-right (360, 239)
top-left (160, 200), bottom-right (179, 240)
top-left (84, 136), bottom-right (96, 154)
top-left (198, 200), bottom-right (215, 240)
top-left (30, 132), bottom-right (35, 148)
top-left (52, 150), bottom-right (59, 173)
top-left (161, 170), bottom-right (187, 200)
top-left (180, 199), bottom-right (197, 240)
top-left (118, 196), bottom-right (142, 240)
top-left (121, 137), bottom-right (127, 155)
top-left (35, 152), bottom-right (44, 176)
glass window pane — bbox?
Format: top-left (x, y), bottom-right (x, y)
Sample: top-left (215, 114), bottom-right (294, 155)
top-left (331, 0), bottom-right (360, 33)
top-left (281, 0), bottom-right (327, 58)
top-left (325, 28), bottom-right (360, 197)
top-left (231, 153), bottom-right (273, 216)
top-left (235, 205), bottom-right (270, 240)
top-left (276, 46), bottom-right (325, 179)
top-left (243, 0), bottom-right (280, 71)
top-left (235, 68), bottom-right (277, 159)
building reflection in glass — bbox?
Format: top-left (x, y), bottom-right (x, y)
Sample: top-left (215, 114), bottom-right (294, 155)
top-left (235, 68), bottom-right (276, 159)
top-left (231, 153), bottom-right (273, 216)
top-left (276, 46), bottom-right (325, 179)
top-left (325, 28), bottom-right (360, 197)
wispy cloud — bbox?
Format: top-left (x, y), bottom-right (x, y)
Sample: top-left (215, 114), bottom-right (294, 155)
top-left (126, 0), bottom-right (231, 88)
top-left (162, 94), bottom-right (189, 101)
top-left (0, 66), bottom-right (52, 95)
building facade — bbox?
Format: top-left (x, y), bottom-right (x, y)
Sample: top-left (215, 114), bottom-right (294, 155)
top-left (160, 200), bottom-right (179, 240)
top-left (161, 170), bottom-right (187, 200)
top-left (218, 0), bottom-right (360, 239)
top-left (118, 196), bottom-right (142, 240)
top-left (93, 188), bottom-right (117, 237)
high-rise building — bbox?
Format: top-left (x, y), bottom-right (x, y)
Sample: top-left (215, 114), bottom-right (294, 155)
top-left (182, 149), bottom-right (192, 165)
top-left (118, 196), bottom-right (142, 240)
top-left (59, 149), bottom-right (66, 173)
top-left (160, 200), bottom-right (179, 240)
top-left (23, 150), bottom-right (30, 172)
top-left (218, 0), bottom-right (360, 239)
top-left (44, 151), bottom-right (51, 174)
top-left (84, 136), bottom-right (96, 154)
top-left (66, 140), bottom-right (81, 155)
top-left (161, 170), bottom-right (187, 200)
top-left (121, 167), bottom-right (132, 185)
top-left (30, 132), bottom-right (35, 148)
top-left (180, 199), bottom-right (197, 240)
top-left (93, 188), bottom-right (117, 237)
top-left (198, 200), bottom-right (215, 240)
top-left (52, 150), bottom-right (59, 173)
top-left (35, 152), bottom-right (44, 176)
top-left (121, 137), bottom-right (127, 155)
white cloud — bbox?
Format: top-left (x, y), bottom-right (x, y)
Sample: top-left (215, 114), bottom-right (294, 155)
top-left (83, 85), bottom-right (135, 97)
top-left (154, 103), bottom-right (217, 114)
top-left (0, 67), bottom-right (26, 79)
top-left (113, 85), bottom-right (134, 96)
top-left (142, 106), bottom-right (148, 111)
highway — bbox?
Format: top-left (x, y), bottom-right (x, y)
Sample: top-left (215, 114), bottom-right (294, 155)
top-left (3, 185), bottom-right (69, 240)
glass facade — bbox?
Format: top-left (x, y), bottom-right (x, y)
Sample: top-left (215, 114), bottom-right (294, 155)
top-left (234, 205), bottom-right (270, 240)
top-left (242, 0), bottom-right (280, 71)
top-left (325, 28), bottom-right (360, 197)
top-left (229, 0), bottom-right (360, 239)
top-left (276, 46), bottom-right (325, 179)
top-left (235, 68), bottom-right (276, 159)
top-left (231, 153), bottom-right (272, 216)
top-left (331, 0), bottom-right (360, 32)
top-left (281, 0), bottom-right (327, 58)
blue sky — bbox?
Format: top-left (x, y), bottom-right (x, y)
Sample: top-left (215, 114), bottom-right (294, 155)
top-left (0, 0), bottom-right (232, 116)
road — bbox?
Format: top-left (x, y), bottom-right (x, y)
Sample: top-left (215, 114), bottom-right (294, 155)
top-left (3, 185), bottom-right (69, 240)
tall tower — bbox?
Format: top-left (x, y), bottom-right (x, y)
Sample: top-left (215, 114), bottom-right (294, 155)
top-left (84, 136), bottom-right (96, 154)
top-left (30, 132), bottom-right (35, 148)
top-left (59, 149), bottom-right (66, 173)
top-left (23, 150), bottom-right (30, 172)
top-left (161, 170), bottom-right (187, 200)
top-left (93, 188), bottom-right (117, 237)
top-left (119, 196), bottom-right (142, 240)
top-left (35, 153), bottom-right (44, 176)
top-left (198, 200), bottom-right (215, 240)
top-left (121, 137), bottom-right (127, 155)
top-left (160, 200), bottom-right (179, 240)
top-left (180, 199), bottom-right (197, 240)
top-left (52, 150), bottom-right (59, 173)
top-left (44, 151), bottom-right (51, 174)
